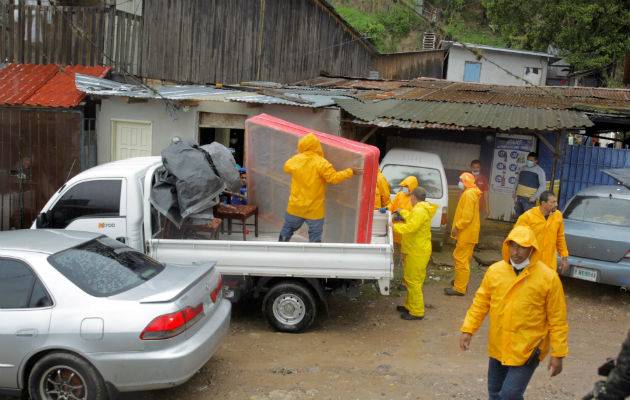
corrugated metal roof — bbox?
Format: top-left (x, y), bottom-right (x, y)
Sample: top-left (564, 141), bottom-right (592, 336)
top-left (335, 98), bottom-right (594, 131)
top-left (75, 73), bottom-right (239, 99)
top-left (227, 93), bottom-right (349, 108)
top-left (297, 76), bottom-right (630, 110)
top-left (350, 117), bottom-right (464, 131)
top-left (76, 74), bottom-right (353, 107)
top-left (444, 41), bottom-right (556, 58)
top-left (0, 63), bottom-right (110, 108)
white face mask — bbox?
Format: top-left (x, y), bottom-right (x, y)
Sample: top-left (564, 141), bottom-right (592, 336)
top-left (471, 171), bottom-right (480, 176)
top-left (457, 182), bottom-right (465, 190)
top-left (510, 249), bottom-right (533, 270)
top-left (401, 187), bottom-right (409, 194)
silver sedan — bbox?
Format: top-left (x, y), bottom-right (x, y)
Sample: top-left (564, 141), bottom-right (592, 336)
top-left (0, 229), bottom-right (230, 400)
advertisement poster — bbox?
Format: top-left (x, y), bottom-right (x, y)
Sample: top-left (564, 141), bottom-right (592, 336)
top-left (491, 134), bottom-right (536, 194)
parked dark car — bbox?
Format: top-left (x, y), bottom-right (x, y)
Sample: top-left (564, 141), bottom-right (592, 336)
top-left (559, 184), bottom-right (630, 288)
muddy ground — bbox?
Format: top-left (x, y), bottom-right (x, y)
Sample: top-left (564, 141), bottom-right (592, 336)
top-left (123, 243), bottom-right (630, 400)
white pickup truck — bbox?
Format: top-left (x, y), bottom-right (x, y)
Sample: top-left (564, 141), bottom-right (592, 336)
top-left (33, 157), bottom-right (394, 332)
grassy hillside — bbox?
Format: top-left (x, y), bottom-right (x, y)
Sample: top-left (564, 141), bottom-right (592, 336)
top-left (329, 0), bottom-right (507, 53)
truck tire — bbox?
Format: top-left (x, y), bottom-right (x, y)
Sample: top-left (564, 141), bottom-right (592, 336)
top-left (28, 352), bottom-right (107, 400)
top-left (263, 281), bottom-right (316, 333)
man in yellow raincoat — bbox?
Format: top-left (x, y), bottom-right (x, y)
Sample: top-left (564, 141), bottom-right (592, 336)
top-left (279, 133), bottom-right (359, 242)
top-left (514, 190), bottom-right (569, 273)
top-left (445, 172), bottom-right (482, 296)
top-left (389, 186), bottom-right (438, 320)
top-left (459, 225), bottom-right (568, 400)
top-left (385, 175), bottom-right (418, 243)
top-left (374, 168), bottom-right (391, 209)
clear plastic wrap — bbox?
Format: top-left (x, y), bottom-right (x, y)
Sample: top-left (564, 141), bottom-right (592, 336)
top-left (245, 114), bottom-right (379, 243)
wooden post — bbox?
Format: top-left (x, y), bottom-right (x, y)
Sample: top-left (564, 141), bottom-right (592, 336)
top-left (549, 132), bottom-right (563, 192)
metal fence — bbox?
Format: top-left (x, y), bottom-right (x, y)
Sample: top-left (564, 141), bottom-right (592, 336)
top-left (559, 144), bottom-right (630, 208)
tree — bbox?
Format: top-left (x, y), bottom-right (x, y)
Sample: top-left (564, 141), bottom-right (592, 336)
top-left (482, 0), bottom-right (630, 71)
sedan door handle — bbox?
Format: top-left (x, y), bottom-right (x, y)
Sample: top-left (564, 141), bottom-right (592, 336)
top-left (16, 329), bottom-right (38, 337)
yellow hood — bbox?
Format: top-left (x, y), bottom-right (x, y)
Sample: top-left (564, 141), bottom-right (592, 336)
top-left (297, 133), bottom-right (324, 157)
top-left (501, 225), bottom-right (541, 265)
top-left (419, 201), bottom-right (438, 218)
top-left (400, 176), bottom-right (418, 191)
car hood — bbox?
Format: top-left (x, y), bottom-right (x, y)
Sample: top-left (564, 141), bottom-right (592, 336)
top-left (113, 261), bottom-right (216, 303)
top-left (564, 219), bottom-right (630, 262)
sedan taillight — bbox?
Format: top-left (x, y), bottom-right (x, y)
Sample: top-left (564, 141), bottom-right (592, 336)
top-left (140, 304), bottom-right (204, 340)
top-left (211, 277), bottom-right (223, 303)
top-left (140, 276), bottom-right (222, 340)
top-left (624, 250), bottom-right (630, 259)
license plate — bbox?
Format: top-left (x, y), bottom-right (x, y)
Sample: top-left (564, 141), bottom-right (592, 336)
top-left (572, 266), bottom-right (598, 282)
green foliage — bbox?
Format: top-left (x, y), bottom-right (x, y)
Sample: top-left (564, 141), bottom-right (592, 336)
top-left (482, 0), bottom-right (630, 70)
top-left (335, 4), bottom-right (423, 52)
top-left (442, 15), bottom-right (508, 47)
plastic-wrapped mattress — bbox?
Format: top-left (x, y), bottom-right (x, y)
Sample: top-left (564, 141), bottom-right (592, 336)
top-left (245, 114), bottom-right (379, 243)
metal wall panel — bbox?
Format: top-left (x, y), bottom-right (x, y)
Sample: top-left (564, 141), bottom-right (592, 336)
top-left (0, 108), bottom-right (83, 230)
top-left (559, 145), bottom-right (630, 208)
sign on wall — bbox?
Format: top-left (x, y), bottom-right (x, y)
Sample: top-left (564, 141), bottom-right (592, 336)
top-left (490, 134), bottom-right (536, 194)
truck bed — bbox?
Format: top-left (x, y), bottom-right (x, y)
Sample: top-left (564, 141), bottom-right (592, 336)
top-left (148, 212), bottom-right (393, 294)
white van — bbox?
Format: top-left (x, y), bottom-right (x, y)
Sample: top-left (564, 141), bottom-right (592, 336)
top-left (380, 148), bottom-right (449, 250)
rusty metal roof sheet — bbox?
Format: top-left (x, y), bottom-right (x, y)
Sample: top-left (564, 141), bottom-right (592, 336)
top-left (350, 117), bottom-right (464, 131)
top-left (0, 63), bottom-right (110, 108)
top-left (296, 76), bottom-right (630, 111)
top-left (335, 98), bottom-right (594, 131)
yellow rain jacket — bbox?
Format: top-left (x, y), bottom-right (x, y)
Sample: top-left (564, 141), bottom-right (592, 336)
top-left (387, 176), bottom-right (418, 243)
top-left (374, 169), bottom-right (391, 209)
top-left (461, 226), bottom-right (569, 366)
top-left (451, 187), bottom-right (482, 244)
top-left (393, 201), bottom-right (438, 317)
top-left (396, 201), bottom-right (438, 255)
top-left (515, 207), bottom-right (569, 270)
top-left (284, 133), bottom-right (353, 220)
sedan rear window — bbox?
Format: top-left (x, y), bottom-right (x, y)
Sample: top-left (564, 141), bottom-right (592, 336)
top-left (48, 237), bottom-right (164, 297)
top-left (564, 196), bottom-right (630, 227)
top-left (382, 164), bottom-right (443, 199)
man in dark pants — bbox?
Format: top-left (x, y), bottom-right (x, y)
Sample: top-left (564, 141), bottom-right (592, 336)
top-left (459, 226), bottom-right (568, 399)
top-left (512, 152), bottom-right (546, 219)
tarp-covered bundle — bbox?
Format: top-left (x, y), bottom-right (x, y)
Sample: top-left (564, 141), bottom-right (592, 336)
top-left (150, 140), bottom-right (240, 227)
top-left (245, 114), bottom-right (379, 243)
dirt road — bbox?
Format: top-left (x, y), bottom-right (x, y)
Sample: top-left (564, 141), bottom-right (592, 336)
top-left (125, 253), bottom-right (630, 400)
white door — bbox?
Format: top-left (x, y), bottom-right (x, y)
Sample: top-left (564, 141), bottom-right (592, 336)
top-left (112, 120), bottom-right (152, 160)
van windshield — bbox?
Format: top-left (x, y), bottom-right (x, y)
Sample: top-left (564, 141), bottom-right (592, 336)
top-left (382, 165), bottom-right (443, 199)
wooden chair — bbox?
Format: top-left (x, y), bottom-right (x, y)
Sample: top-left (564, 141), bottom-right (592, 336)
top-left (214, 201), bottom-right (258, 241)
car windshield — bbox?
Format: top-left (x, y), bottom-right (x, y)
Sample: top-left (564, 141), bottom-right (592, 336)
top-left (564, 196), bottom-right (630, 227)
top-left (48, 237), bottom-right (164, 297)
top-left (381, 164), bottom-right (443, 199)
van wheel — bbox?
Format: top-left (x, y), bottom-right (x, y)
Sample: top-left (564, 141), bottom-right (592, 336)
top-left (263, 281), bottom-right (316, 333)
top-left (28, 352), bottom-right (106, 400)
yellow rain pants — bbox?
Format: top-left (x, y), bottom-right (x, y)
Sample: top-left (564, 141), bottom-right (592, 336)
top-left (453, 241), bottom-right (476, 294)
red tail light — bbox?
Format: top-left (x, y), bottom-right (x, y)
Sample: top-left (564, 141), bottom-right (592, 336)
top-left (624, 250), bottom-right (630, 259)
top-left (441, 209), bottom-right (447, 225)
top-left (211, 277), bottom-right (223, 303)
top-left (140, 276), bottom-right (222, 340)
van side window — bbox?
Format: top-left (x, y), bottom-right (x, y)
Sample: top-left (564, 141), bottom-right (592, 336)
top-left (48, 180), bottom-right (122, 228)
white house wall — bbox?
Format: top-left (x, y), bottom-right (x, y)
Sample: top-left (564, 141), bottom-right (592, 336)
top-left (446, 46), bottom-right (549, 86)
top-left (96, 97), bottom-right (341, 164)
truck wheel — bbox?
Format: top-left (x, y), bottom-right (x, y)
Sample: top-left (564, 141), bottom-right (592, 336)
top-left (28, 352), bottom-right (106, 400)
top-left (263, 281), bottom-right (316, 333)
